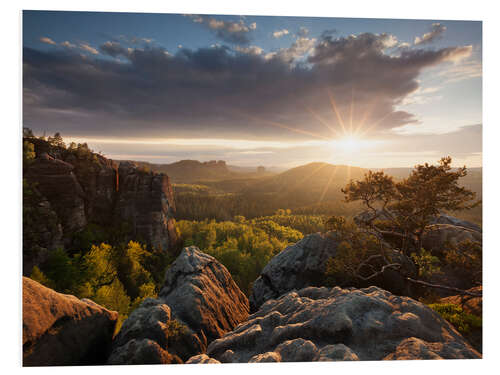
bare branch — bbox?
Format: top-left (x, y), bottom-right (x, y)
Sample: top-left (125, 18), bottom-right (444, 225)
top-left (405, 277), bottom-right (482, 297)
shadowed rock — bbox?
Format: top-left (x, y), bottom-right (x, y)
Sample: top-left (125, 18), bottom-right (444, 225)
top-left (204, 286), bottom-right (481, 362)
top-left (250, 232), bottom-right (339, 311)
top-left (108, 247), bottom-right (249, 364)
top-left (421, 224), bottom-right (482, 256)
top-left (159, 246), bottom-right (250, 344)
top-left (23, 277), bottom-right (118, 366)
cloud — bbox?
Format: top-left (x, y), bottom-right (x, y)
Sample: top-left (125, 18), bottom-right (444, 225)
top-left (414, 23), bottom-right (447, 45)
top-left (297, 27), bottom-right (309, 37)
top-left (23, 32), bottom-right (474, 141)
top-left (60, 41), bottom-right (76, 48)
top-left (187, 15), bottom-right (256, 44)
top-left (79, 43), bottom-right (99, 55)
top-left (99, 41), bottom-right (130, 58)
top-left (235, 45), bottom-right (263, 55)
top-left (266, 37), bottom-right (316, 63)
top-left (39, 37), bottom-right (56, 45)
top-left (273, 29), bottom-right (289, 38)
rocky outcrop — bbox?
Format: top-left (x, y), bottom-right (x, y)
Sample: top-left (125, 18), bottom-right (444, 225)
top-left (250, 233), bottom-right (339, 311)
top-left (115, 161), bottom-right (177, 251)
top-left (159, 247), bottom-right (250, 343)
top-left (421, 224), bottom-right (482, 256)
top-left (108, 247), bottom-right (249, 364)
top-left (23, 139), bottom-right (178, 274)
top-left (23, 277), bottom-right (118, 366)
top-left (439, 286), bottom-right (482, 316)
top-left (354, 210), bottom-right (481, 233)
top-left (22, 193), bottom-right (63, 275)
top-left (203, 286), bottom-right (481, 362)
top-left (24, 153), bottom-right (87, 238)
top-left (249, 232), bottom-right (416, 311)
top-left (431, 214), bottom-right (481, 232)
top-left (439, 286), bottom-right (482, 352)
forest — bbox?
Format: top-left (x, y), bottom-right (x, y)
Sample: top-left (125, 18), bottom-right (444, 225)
top-left (23, 131), bottom-right (483, 338)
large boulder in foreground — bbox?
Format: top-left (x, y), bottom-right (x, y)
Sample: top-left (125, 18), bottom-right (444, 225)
top-left (202, 286), bottom-right (481, 363)
top-left (23, 277), bottom-right (118, 366)
top-left (108, 247), bottom-right (249, 364)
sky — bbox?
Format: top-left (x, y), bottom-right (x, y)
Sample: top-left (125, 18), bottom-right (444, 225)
top-left (22, 11), bottom-right (482, 168)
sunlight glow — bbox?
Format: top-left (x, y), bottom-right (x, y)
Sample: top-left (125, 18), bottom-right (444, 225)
top-left (332, 135), bottom-right (369, 153)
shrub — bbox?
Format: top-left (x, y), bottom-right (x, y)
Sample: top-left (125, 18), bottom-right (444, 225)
top-left (428, 303), bottom-right (482, 335)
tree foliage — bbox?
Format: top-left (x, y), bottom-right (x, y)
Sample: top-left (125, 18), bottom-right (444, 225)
top-left (342, 157), bottom-right (478, 254)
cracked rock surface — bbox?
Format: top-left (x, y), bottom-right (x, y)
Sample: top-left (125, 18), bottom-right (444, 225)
top-left (108, 247), bottom-right (249, 364)
top-left (201, 286), bottom-right (480, 363)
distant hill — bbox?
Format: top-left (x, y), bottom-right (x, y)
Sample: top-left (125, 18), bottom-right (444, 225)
top-left (116, 159), bottom-right (277, 183)
top-left (243, 162), bottom-right (368, 195)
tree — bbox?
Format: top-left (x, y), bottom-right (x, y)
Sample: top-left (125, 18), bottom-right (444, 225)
top-left (23, 141), bottom-right (35, 164)
top-left (23, 127), bottom-right (35, 138)
top-left (342, 157), bottom-right (478, 255)
top-left (47, 132), bottom-right (66, 148)
top-left (335, 157), bottom-right (482, 297)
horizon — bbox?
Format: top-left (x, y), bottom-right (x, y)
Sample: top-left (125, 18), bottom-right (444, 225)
top-left (23, 11), bottom-right (482, 168)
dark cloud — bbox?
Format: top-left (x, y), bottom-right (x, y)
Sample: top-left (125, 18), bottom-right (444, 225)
top-left (99, 41), bottom-right (130, 58)
top-left (414, 23), bottom-right (447, 45)
top-left (187, 15), bottom-right (256, 44)
top-left (23, 32), bottom-right (471, 140)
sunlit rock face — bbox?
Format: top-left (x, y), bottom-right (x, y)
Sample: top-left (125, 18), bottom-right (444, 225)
top-left (108, 247), bottom-right (250, 364)
top-left (22, 277), bottom-right (118, 366)
top-left (199, 286), bottom-right (481, 363)
top-left (23, 138), bottom-right (179, 273)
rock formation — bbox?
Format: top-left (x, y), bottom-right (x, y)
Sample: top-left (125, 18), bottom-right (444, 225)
top-left (354, 210), bottom-right (482, 233)
top-left (202, 286), bottom-right (481, 362)
top-left (23, 277), bottom-right (118, 366)
top-left (249, 232), bottom-right (415, 311)
top-left (23, 138), bottom-right (178, 274)
top-left (108, 247), bottom-right (249, 364)
top-left (24, 153), bottom-right (87, 238)
top-left (115, 161), bottom-right (177, 251)
top-left (250, 233), bottom-right (339, 311)
top-left (421, 224), bottom-right (482, 256)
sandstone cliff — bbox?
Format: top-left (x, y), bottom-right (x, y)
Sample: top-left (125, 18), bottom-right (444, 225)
top-left (23, 138), bottom-right (178, 273)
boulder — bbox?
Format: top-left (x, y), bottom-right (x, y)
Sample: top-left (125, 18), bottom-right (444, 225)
top-left (108, 247), bottom-right (249, 364)
top-left (159, 246), bottom-right (250, 344)
top-left (250, 232), bottom-right (339, 311)
top-left (108, 298), bottom-right (204, 363)
top-left (108, 339), bottom-right (182, 365)
top-left (354, 210), bottom-right (481, 233)
top-left (421, 224), bottom-right (482, 256)
top-left (431, 214), bottom-right (481, 233)
top-left (23, 277), bottom-right (118, 366)
top-left (186, 354), bottom-right (221, 364)
top-left (205, 286), bottom-right (481, 362)
top-left (250, 232), bottom-right (416, 311)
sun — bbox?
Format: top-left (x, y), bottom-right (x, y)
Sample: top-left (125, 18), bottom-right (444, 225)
top-left (333, 135), bottom-right (365, 153)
